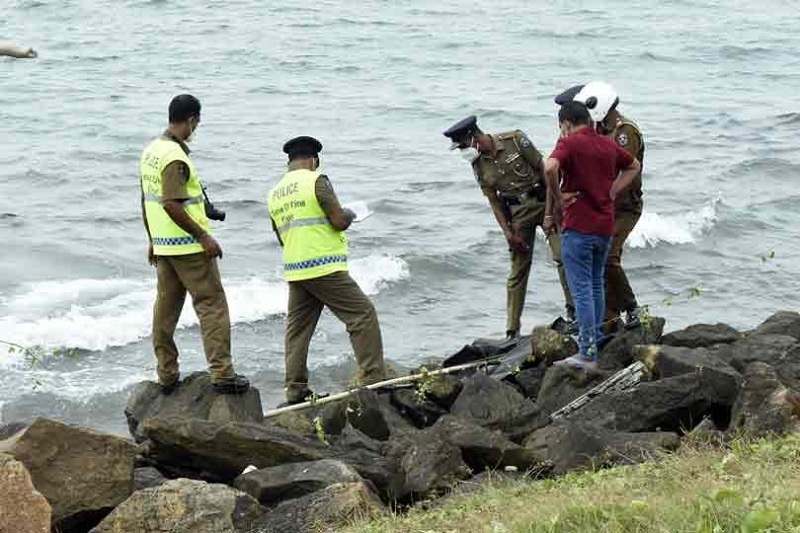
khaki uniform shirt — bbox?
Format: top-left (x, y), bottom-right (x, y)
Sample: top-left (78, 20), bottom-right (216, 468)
top-left (610, 116), bottom-right (645, 212)
top-left (160, 131), bottom-right (192, 201)
top-left (473, 130), bottom-right (544, 197)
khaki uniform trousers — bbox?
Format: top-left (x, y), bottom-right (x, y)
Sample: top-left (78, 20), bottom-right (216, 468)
top-left (507, 199), bottom-right (573, 332)
top-left (285, 270), bottom-right (385, 402)
top-left (152, 252), bottom-right (234, 385)
top-left (605, 209), bottom-right (641, 316)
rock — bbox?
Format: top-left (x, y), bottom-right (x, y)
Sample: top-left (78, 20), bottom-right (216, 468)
top-left (125, 371), bottom-right (264, 442)
top-left (234, 459), bottom-right (363, 506)
top-left (567, 372), bottom-right (739, 433)
top-left (730, 362), bottom-right (800, 437)
top-left (319, 389), bottom-right (413, 440)
top-left (0, 418), bottom-right (136, 533)
top-left (533, 364), bottom-right (609, 417)
top-left (661, 323), bottom-right (742, 348)
top-left (0, 453), bottom-right (51, 533)
top-left (756, 311), bottom-right (800, 340)
top-left (383, 426), bottom-right (471, 498)
top-left (90, 478), bottom-right (264, 533)
top-left (431, 415), bottom-right (540, 472)
top-left (600, 316), bottom-right (665, 370)
top-left (451, 372), bottom-right (535, 431)
top-left (140, 416), bottom-right (330, 482)
top-left (504, 365), bottom-right (547, 400)
top-left (335, 423), bottom-right (383, 454)
top-left (140, 417), bottom-right (404, 501)
top-left (133, 466), bottom-right (168, 491)
top-left (635, 345), bottom-right (742, 420)
top-left (524, 421), bottom-right (679, 476)
top-left (390, 389), bottom-right (448, 428)
top-left (249, 481), bottom-right (385, 533)
top-left (686, 417), bottom-right (727, 445)
top-left (425, 373), bottom-right (463, 409)
top-left (716, 334), bottom-right (797, 374)
top-left (530, 325), bottom-right (578, 365)
top-left (270, 410), bottom-right (317, 437)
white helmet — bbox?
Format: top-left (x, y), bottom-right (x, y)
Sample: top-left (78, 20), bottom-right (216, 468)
top-left (574, 81), bottom-right (619, 123)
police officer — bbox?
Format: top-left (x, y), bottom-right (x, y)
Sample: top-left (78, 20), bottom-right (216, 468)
top-left (140, 94), bottom-right (250, 395)
top-left (268, 136), bottom-right (387, 405)
top-left (557, 82), bottom-right (646, 328)
top-left (443, 116), bottom-right (574, 340)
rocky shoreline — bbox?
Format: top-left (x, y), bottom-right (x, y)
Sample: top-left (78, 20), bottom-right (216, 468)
top-left (2, 311), bottom-right (800, 532)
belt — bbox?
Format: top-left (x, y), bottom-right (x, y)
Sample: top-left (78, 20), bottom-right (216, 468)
top-left (500, 181), bottom-right (544, 206)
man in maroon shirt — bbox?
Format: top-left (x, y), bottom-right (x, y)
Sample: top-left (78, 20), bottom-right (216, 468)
top-left (543, 102), bottom-right (640, 369)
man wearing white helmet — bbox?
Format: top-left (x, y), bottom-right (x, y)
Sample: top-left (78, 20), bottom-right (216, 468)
top-left (557, 81), bottom-right (645, 330)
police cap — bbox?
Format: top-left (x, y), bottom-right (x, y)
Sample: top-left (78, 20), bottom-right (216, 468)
top-left (554, 84), bottom-right (585, 105)
top-left (283, 136), bottom-right (323, 160)
top-left (442, 115), bottom-right (478, 150)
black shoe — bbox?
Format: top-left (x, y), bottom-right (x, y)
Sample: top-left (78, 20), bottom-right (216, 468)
top-left (212, 374), bottom-right (250, 395)
top-left (505, 330), bottom-right (520, 341)
top-left (623, 308), bottom-right (642, 330)
top-left (159, 380), bottom-right (179, 395)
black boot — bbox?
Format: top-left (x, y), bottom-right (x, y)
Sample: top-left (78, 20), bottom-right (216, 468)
top-left (505, 330), bottom-right (520, 341)
top-left (211, 374), bottom-right (250, 395)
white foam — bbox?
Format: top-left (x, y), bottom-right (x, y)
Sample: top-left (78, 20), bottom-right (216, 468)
top-left (627, 196), bottom-right (720, 248)
top-left (0, 253), bottom-right (409, 362)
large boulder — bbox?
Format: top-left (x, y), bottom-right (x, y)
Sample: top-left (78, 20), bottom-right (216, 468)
top-left (533, 364), bottom-right (609, 417)
top-left (390, 389), bottom-right (448, 428)
top-left (90, 478), bottom-right (264, 533)
top-left (661, 323), bottom-right (742, 348)
top-left (504, 364), bottom-right (548, 400)
top-left (715, 334), bottom-right (797, 374)
top-left (529, 325), bottom-right (578, 365)
top-left (383, 426), bottom-right (471, 498)
top-left (133, 466), bottom-right (168, 491)
top-left (0, 418), bottom-right (136, 533)
top-left (636, 345), bottom-right (742, 424)
top-left (250, 481), bottom-right (386, 533)
top-left (450, 372), bottom-right (535, 431)
top-left (234, 459), bottom-right (363, 506)
top-left (0, 453), bottom-right (51, 533)
top-left (755, 311), bottom-right (800, 340)
top-left (730, 362), bottom-right (800, 437)
top-left (431, 415), bottom-right (540, 472)
top-left (523, 421), bottom-right (679, 476)
top-left (125, 371), bottom-right (263, 442)
top-left (319, 389), bottom-right (414, 440)
top-left (140, 417), bottom-right (404, 501)
top-left (567, 372), bottom-right (739, 433)
top-left (600, 316), bottom-right (665, 370)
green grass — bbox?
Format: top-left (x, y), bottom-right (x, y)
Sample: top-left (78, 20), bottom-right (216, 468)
top-left (345, 435), bottom-right (800, 533)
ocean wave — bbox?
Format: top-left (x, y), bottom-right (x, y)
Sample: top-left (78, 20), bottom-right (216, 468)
top-left (627, 197), bottom-right (720, 248)
top-left (0, 254), bottom-right (408, 360)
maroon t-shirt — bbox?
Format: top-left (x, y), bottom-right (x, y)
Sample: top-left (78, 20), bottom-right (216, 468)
top-left (550, 127), bottom-right (635, 237)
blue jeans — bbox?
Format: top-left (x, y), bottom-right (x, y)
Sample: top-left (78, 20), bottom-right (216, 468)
top-left (561, 230), bottom-right (612, 360)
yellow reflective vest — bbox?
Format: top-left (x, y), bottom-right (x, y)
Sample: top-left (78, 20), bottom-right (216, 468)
top-left (140, 137), bottom-right (210, 256)
top-left (268, 169), bottom-right (348, 281)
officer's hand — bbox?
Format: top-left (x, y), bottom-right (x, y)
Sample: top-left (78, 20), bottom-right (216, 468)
top-left (25, 48), bottom-right (37, 59)
top-left (199, 234), bottom-right (223, 259)
top-left (147, 243), bottom-right (157, 267)
top-left (507, 234), bottom-right (530, 253)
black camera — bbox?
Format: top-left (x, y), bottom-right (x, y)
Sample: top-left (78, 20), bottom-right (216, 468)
top-left (202, 186), bottom-right (226, 221)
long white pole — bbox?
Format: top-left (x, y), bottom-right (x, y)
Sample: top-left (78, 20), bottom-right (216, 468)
top-left (264, 357), bottom-right (502, 418)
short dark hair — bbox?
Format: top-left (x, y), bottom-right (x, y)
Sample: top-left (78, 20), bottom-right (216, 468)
top-left (558, 101), bottom-right (591, 126)
top-left (169, 94), bottom-right (201, 123)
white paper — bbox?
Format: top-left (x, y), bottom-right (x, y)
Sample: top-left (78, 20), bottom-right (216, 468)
top-left (346, 200), bottom-right (373, 222)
